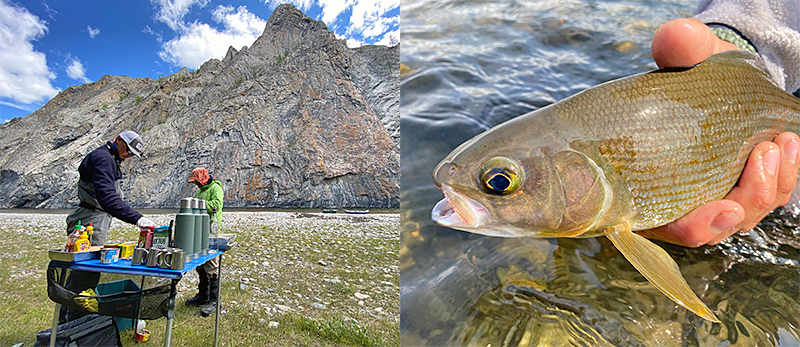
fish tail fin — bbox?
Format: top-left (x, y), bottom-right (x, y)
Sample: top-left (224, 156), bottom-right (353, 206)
top-left (603, 223), bottom-right (720, 323)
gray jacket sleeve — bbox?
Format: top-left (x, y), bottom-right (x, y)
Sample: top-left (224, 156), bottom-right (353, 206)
top-left (695, 0), bottom-right (800, 93)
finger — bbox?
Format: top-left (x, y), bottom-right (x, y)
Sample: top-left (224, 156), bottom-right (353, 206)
top-left (651, 18), bottom-right (740, 68)
top-left (772, 132), bottom-right (800, 206)
top-left (714, 142), bottom-right (781, 244)
top-left (637, 200), bottom-right (744, 247)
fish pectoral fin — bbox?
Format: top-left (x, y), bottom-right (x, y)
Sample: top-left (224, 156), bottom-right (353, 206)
top-left (603, 223), bottom-right (720, 323)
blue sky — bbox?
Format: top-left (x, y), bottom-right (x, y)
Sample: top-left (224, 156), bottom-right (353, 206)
top-left (0, 0), bottom-right (399, 123)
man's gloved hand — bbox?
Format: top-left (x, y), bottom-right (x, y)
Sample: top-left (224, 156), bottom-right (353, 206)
top-left (137, 217), bottom-right (156, 228)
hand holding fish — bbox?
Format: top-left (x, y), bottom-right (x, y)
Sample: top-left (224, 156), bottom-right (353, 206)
top-left (639, 18), bottom-right (800, 247)
top-left (432, 21), bottom-right (800, 321)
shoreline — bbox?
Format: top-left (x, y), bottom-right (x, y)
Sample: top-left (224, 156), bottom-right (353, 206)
top-left (0, 208), bottom-right (401, 215)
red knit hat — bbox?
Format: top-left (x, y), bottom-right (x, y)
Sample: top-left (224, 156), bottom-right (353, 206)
top-left (188, 167), bottom-right (209, 185)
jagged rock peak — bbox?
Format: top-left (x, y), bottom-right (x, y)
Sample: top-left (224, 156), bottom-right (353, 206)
top-left (223, 46), bottom-right (239, 62)
top-left (0, 3), bottom-right (399, 210)
top-left (263, 4), bottom-right (331, 38)
top-left (250, 4), bottom-right (337, 57)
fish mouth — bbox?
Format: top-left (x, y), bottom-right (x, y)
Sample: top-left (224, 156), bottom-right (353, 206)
top-left (432, 187), bottom-right (532, 238)
top-left (432, 187), bottom-right (489, 228)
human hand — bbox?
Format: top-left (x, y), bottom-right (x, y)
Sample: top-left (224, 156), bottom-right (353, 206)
top-left (136, 217), bottom-right (156, 228)
top-left (636, 18), bottom-right (800, 247)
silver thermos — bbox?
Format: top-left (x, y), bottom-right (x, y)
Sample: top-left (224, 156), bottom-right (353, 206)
top-left (199, 199), bottom-right (210, 256)
top-left (192, 198), bottom-right (203, 259)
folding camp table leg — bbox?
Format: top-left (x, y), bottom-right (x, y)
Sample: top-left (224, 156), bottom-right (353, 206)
top-left (215, 253), bottom-right (223, 347)
top-left (50, 267), bottom-right (67, 347)
top-left (133, 275), bottom-right (146, 337)
top-left (50, 304), bottom-right (60, 347)
top-left (164, 278), bottom-right (179, 347)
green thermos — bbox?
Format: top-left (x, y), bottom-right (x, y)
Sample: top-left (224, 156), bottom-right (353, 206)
top-left (174, 198), bottom-right (195, 262)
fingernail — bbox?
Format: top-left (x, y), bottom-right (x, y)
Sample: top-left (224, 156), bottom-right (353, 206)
top-left (710, 212), bottom-right (740, 234)
top-left (764, 148), bottom-right (779, 176)
top-left (786, 139), bottom-right (800, 165)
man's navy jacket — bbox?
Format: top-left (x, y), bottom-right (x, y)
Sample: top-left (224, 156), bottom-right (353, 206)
top-left (77, 141), bottom-right (142, 224)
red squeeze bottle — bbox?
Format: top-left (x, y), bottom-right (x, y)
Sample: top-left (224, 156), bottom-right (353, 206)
top-left (138, 226), bottom-right (154, 249)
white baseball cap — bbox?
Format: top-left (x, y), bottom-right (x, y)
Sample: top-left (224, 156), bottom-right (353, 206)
top-left (119, 131), bottom-right (144, 157)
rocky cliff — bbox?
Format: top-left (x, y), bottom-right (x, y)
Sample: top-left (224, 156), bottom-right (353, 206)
top-left (0, 4), bottom-right (399, 209)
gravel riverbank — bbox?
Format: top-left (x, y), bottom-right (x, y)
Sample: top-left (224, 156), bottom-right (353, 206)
top-left (0, 210), bottom-right (399, 346)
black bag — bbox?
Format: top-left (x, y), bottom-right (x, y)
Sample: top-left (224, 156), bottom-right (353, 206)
top-left (34, 314), bottom-right (122, 347)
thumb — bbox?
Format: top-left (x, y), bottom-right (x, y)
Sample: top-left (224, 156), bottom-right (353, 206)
top-left (651, 18), bottom-right (740, 68)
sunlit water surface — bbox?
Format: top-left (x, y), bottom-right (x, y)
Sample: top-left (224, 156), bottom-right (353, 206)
top-left (400, 0), bottom-right (800, 346)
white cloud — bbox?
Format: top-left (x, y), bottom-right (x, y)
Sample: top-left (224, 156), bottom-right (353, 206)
top-left (0, 99), bottom-right (37, 114)
top-left (265, 0), bottom-right (315, 12)
top-left (158, 5), bottom-right (265, 69)
top-left (346, 37), bottom-right (365, 48)
top-left (156, 0), bottom-right (398, 68)
top-left (43, 2), bottom-right (57, 21)
top-left (143, 25), bottom-right (163, 43)
top-left (347, 0), bottom-right (398, 44)
top-left (87, 25), bottom-right (100, 39)
top-left (0, 0), bottom-right (59, 105)
top-left (318, 0), bottom-right (356, 28)
top-left (66, 57), bottom-right (91, 83)
top-left (376, 29), bottom-right (398, 46)
top-left (264, 0), bottom-right (398, 48)
top-left (150, 0), bottom-right (209, 31)
top-left (211, 5), bottom-right (265, 37)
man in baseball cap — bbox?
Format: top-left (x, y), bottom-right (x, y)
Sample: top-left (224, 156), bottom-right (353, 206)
top-left (119, 130), bottom-right (144, 158)
top-left (60, 130), bottom-right (154, 323)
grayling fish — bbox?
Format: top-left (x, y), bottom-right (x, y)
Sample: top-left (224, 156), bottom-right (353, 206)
top-left (431, 51), bottom-right (800, 322)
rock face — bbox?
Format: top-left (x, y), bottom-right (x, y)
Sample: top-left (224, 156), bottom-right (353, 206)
top-left (0, 4), bottom-right (399, 209)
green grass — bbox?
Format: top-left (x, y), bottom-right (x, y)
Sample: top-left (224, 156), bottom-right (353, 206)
top-left (298, 315), bottom-right (380, 347)
top-left (0, 212), bottom-right (399, 347)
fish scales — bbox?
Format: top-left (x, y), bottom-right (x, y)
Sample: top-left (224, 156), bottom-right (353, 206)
top-left (552, 53), bottom-right (800, 229)
top-left (432, 51), bottom-right (800, 322)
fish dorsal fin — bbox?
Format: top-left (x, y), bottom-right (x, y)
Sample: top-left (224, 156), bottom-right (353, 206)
top-left (603, 223), bottom-right (720, 323)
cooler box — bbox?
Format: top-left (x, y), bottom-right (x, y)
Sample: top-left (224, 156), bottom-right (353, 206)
top-left (95, 279), bottom-right (141, 332)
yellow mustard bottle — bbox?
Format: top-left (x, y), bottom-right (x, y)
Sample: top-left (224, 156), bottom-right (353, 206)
top-left (73, 230), bottom-right (91, 252)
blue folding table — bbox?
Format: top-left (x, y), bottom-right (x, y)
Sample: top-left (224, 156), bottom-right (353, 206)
top-left (47, 250), bottom-right (225, 347)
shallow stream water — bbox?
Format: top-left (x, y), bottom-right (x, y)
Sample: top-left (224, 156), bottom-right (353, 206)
top-left (399, 0), bottom-right (800, 346)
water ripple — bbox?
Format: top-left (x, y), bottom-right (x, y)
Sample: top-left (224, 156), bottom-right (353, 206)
top-left (400, 0), bottom-right (800, 345)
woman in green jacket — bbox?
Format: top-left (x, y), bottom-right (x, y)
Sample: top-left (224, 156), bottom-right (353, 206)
top-left (185, 167), bottom-right (224, 317)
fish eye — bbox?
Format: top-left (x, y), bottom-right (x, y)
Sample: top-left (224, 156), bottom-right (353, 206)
top-left (480, 157), bottom-right (521, 195)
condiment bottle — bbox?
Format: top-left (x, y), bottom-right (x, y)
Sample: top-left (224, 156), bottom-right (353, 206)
top-left (73, 230), bottom-right (91, 252)
top-left (65, 220), bottom-right (82, 252)
top-left (138, 226), bottom-right (154, 249)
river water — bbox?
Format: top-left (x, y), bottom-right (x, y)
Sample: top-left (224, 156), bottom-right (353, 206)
top-left (399, 0), bottom-right (800, 346)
